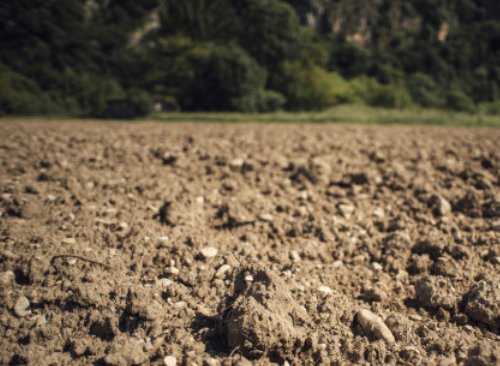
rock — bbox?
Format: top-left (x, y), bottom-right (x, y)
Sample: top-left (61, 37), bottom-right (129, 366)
top-left (464, 342), bottom-right (500, 366)
top-left (465, 278), bottom-right (500, 330)
top-left (430, 195), bottom-right (451, 216)
top-left (215, 264), bottom-right (231, 279)
top-left (258, 213), bottom-right (274, 222)
top-left (14, 296), bottom-right (32, 317)
top-left (104, 337), bottom-right (146, 366)
top-left (0, 270), bottom-right (15, 287)
top-left (61, 238), bottom-right (77, 245)
top-left (163, 356), bottom-right (177, 366)
top-left (317, 286), bottom-right (333, 295)
top-left (357, 309), bottom-right (395, 345)
top-left (415, 276), bottom-right (459, 312)
top-left (156, 278), bottom-right (173, 287)
top-left (289, 250), bottom-right (301, 263)
top-left (165, 267), bottom-right (179, 275)
top-left (200, 247), bottom-right (218, 258)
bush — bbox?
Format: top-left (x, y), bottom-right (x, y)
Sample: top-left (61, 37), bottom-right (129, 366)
top-left (406, 73), bottom-right (444, 108)
top-left (257, 90), bottom-right (286, 112)
top-left (196, 44), bottom-right (267, 111)
top-left (349, 77), bottom-right (413, 109)
top-left (281, 61), bottom-right (346, 110)
top-left (128, 90), bottom-right (153, 117)
top-left (444, 89), bottom-right (476, 112)
top-left (479, 100), bottom-right (500, 115)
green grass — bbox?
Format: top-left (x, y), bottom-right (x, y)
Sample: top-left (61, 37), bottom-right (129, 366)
top-left (153, 104), bottom-right (500, 127)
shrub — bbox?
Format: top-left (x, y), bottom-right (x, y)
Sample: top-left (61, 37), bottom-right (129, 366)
top-left (281, 61), bottom-right (344, 110)
top-left (128, 90), bottom-right (153, 117)
top-left (195, 44), bottom-right (267, 111)
top-left (257, 90), bottom-right (286, 112)
top-left (479, 100), bottom-right (500, 115)
top-left (349, 77), bottom-right (413, 109)
top-left (444, 89), bottom-right (476, 113)
top-left (406, 73), bottom-right (444, 108)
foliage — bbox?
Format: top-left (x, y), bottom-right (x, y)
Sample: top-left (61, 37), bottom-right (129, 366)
top-left (0, 0), bottom-right (499, 116)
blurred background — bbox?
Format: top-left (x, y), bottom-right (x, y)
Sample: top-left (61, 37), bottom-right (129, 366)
top-left (1, 0), bottom-right (500, 118)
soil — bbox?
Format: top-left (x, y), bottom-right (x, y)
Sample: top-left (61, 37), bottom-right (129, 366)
top-left (1, 120), bottom-right (500, 366)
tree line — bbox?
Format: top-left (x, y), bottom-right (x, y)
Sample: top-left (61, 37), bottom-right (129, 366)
top-left (1, 0), bottom-right (500, 117)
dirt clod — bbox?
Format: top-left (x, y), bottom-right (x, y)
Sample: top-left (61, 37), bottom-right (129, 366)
top-left (223, 261), bottom-right (311, 361)
top-left (465, 278), bottom-right (500, 330)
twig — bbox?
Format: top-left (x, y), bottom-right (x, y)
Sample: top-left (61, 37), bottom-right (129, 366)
top-left (51, 254), bottom-right (110, 269)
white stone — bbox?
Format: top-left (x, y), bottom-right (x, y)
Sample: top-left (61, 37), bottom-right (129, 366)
top-left (159, 236), bottom-right (170, 242)
top-left (14, 296), bottom-right (32, 317)
top-left (357, 309), bottom-right (395, 345)
top-left (0, 270), bottom-right (15, 287)
top-left (215, 265), bottom-right (231, 278)
top-left (61, 238), bottom-right (77, 245)
top-left (165, 267), bottom-right (179, 275)
top-left (245, 275), bottom-right (254, 282)
top-left (156, 278), bottom-right (174, 287)
top-left (200, 247), bottom-right (218, 258)
top-left (332, 260), bottom-right (343, 268)
top-left (163, 356), bottom-right (177, 366)
top-left (259, 213), bottom-right (274, 222)
top-left (196, 196), bottom-right (205, 205)
top-left (290, 250), bottom-right (301, 263)
top-left (372, 262), bottom-right (383, 271)
top-left (317, 286), bottom-right (333, 295)
top-left (230, 158), bottom-right (244, 167)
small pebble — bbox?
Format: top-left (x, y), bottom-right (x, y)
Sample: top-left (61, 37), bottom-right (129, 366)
top-left (372, 262), bottom-right (383, 271)
top-left (61, 238), bottom-right (76, 245)
top-left (215, 264), bottom-right (231, 278)
top-left (410, 314), bottom-right (423, 321)
top-left (332, 260), bottom-right (343, 268)
top-left (245, 275), bottom-right (253, 282)
top-left (317, 285), bottom-right (333, 295)
top-left (165, 267), bottom-right (179, 275)
top-left (156, 278), bottom-right (173, 287)
top-left (0, 270), bottom-right (15, 287)
top-left (196, 196), bottom-right (205, 205)
top-left (159, 236), bottom-right (170, 242)
top-left (200, 247), bottom-right (218, 258)
top-left (259, 213), bottom-right (274, 222)
top-left (163, 356), bottom-right (177, 366)
top-left (357, 309), bottom-right (395, 345)
top-left (290, 250), bottom-right (301, 263)
top-left (230, 158), bottom-right (244, 167)
top-left (174, 301), bottom-right (187, 309)
top-left (404, 346), bottom-right (420, 354)
top-left (14, 296), bottom-right (32, 317)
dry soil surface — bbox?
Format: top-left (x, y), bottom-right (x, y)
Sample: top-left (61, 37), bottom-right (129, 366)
top-left (1, 120), bottom-right (500, 366)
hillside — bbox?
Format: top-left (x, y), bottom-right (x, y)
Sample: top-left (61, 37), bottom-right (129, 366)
top-left (1, 0), bottom-right (499, 116)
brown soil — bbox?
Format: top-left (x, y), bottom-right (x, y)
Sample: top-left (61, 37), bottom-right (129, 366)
top-left (1, 120), bottom-right (500, 366)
